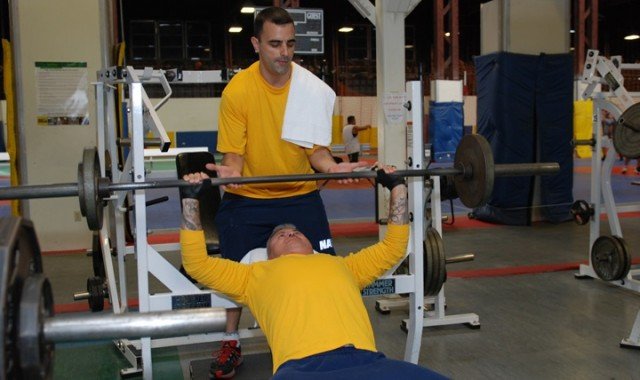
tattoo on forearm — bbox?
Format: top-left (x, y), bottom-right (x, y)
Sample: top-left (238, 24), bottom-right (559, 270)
top-left (181, 199), bottom-right (202, 230)
top-left (388, 187), bottom-right (409, 225)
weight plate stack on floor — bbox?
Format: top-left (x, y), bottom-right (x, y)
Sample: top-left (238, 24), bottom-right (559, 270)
top-left (591, 235), bottom-right (631, 281)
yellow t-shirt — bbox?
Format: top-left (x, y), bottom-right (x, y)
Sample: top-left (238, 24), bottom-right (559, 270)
top-left (217, 62), bottom-right (321, 198)
top-left (180, 224), bottom-right (409, 373)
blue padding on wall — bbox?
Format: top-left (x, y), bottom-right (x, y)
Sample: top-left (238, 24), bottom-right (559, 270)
top-left (428, 101), bottom-right (463, 163)
top-left (176, 131), bottom-right (218, 153)
top-left (472, 52), bottom-right (573, 225)
top-left (536, 54), bottom-right (575, 223)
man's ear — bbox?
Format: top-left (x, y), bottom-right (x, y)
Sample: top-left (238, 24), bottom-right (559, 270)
top-left (251, 36), bottom-right (260, 53)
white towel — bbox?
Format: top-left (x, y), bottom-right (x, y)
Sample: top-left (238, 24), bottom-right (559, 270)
top-left (281, 63), bottom-right (336, 148)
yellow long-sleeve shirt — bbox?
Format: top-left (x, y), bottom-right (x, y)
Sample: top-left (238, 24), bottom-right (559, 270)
top-left (180, 224), bottom-right (409, 373)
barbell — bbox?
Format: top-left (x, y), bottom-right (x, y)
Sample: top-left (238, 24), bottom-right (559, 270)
top-left (0, 134), bottom-right (560, 231)
top-left (0, 217), bottom-right (226, 380)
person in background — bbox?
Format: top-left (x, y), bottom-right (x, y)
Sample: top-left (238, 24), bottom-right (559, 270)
top-left (342, 115), bottom-right (372, 163)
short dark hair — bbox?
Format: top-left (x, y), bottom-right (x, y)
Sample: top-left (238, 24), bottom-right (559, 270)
top-left (254, 7), bottom-right (294, 38)
top-left (266, 223), bottom-right (298, 257)
top-left (347, 116), bottom-right (356, 124)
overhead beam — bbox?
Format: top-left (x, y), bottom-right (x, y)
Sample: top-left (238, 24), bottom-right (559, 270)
top-left (348, 0), bottom-right (377, 26)
top-left (434, 0), bottom-right (460, 80)
top-left (574, 0), bottom-right (598, 75)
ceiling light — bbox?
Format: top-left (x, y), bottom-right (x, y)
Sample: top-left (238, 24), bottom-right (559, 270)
top-left (570, 29), bottom-right (575, 34)
top-left (228, 26), bottom-right (243, 33)
top-left (444, 32), bottom-right (450, 37)
top-left (405, 45), bottom-right (414, 49)
top-left (241, 7), bottom-right (255, 14)
top-left (624, 34), bottom-right (640, 40)
top-left (338, 26), bottom-right (354, 33)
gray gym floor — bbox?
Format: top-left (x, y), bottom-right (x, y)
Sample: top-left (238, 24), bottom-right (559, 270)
top-left (45, 212), bottom-right (640, 379)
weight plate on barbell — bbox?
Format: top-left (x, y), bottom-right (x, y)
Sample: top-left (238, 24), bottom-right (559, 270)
top-left (591, 235), bottom-right (629, 281)
top-left (0, 218), bottom-right (44, 379)
top-left (619, 102), bottom-right (640, 133)
top-left (78, 148), bottom-right (103, 231)
top-left (453, 134), bottom-right (495, 208)
top-left (18, 274), bottom-right (54, 380)
top-left (613, 123), bottom-right (640, 159)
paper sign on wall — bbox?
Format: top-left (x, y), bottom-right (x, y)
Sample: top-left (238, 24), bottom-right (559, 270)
top-left (382, 92), bottom-right (406, 124)
top-left (35, 62), bottom-right (89, 126)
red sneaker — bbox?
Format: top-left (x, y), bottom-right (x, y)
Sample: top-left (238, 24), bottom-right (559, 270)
top-left (209, 340), bottom-right (243, 379)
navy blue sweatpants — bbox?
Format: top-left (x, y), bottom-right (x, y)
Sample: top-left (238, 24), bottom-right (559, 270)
top-left (273, 346), bottom-right (448, 380)
top-left (214, 190), bottom-right (335, 262)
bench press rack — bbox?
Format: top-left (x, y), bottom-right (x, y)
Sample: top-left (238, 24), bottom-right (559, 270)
top-left (374, 82), bottom-right (480, 331)
top-left (575, 50), bottom-right (640, 349)
top-left (94, 66), bottom-right (252, 378)
top-left (92, 71), bottom-right (446, 377)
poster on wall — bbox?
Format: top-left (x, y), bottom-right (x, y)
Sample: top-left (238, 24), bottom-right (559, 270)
top-left (382, 92), bottom-right (406, 124)
top-left (35, 62), bottom-right (89, 126)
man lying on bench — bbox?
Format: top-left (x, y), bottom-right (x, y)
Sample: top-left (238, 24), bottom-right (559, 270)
top-left (180, 166), bottom-right (446, 379)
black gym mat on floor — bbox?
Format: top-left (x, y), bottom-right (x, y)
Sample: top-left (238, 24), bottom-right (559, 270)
top-left (190, 352), bottom-right (273, 380)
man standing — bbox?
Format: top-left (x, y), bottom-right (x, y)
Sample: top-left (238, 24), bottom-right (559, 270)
top-left (342, 115), bottom-right (372, 163)
top-left (206, 7), bottom-right (366, 378)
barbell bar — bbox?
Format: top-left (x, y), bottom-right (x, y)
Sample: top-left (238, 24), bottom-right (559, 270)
top-left (43, 304), bottom-right (226, 343)
top-left (0, 217), bottom-right (227, 380)
top-left (0, 134), bottom-right (560, 231)
top-left (0, 165), bottom-right (559, 198)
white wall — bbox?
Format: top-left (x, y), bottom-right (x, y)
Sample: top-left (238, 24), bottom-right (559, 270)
top-left (481, 0), bottom-right (570, 55)
top-left (12, 0), bottom-right (109, 250)
top-left (155, 98), bottom-right (220, 132)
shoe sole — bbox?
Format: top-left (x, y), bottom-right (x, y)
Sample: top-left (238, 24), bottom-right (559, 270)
top-left (209, 357), bottom-right (244, 379)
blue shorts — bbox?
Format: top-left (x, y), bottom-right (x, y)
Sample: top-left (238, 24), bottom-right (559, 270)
top-left (273, 346), bottom-right (448, 380)
top-left (214, 190), bottom-right (335, 262)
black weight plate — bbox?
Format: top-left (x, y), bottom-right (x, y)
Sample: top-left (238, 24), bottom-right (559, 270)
top-left (426, 228), bottom-right (446, 296)
top-left (619, 102), bottom-right (640, 132)
top-left (453, 134), bottom-right (495, 208)
top-left (611, 235), bottom-right (632, 281)
top-left (0, 218), bottom-right (44, 379)
top-left (18, 274), bottom-right (54, 380)
top-left (423, 240), bottom-right (434, 296)
top-left (79, 148), bottom-right (103, 231)
top-left (425, 229), bottom-right (438, 296)
top-left (91, 232), bottom-right (105, 279)
top-left (591, 235), bottom-right (626, 281)
top-left (613, 122), bottom-right (640, 159)
top-left (425, 231), bottom-right (438, 296)
top-left (439, 175), bottom-right (458, 201)
top-left (570, 200), bottom-right (592, 225)
top-left (425, 228), bottom-right (446, 296)
top-left (429, 228), bottom-right (445, 296)
top-left (87, 276), bottom-right (105, 312)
